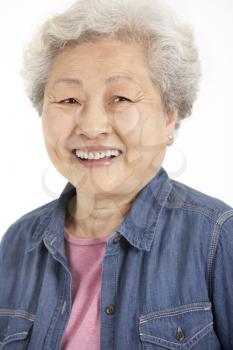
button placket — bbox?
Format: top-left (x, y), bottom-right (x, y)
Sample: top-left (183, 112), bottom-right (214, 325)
top-left (100, 241), bottom-right (119, 348)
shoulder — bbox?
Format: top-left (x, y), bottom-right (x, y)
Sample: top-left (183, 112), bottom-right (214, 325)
top-left (166, 178), bottom-right (233, 222)
top-left (164, 178), bottom-right (233, 274)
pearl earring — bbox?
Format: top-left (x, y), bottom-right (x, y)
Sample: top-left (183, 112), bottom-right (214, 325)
top-left (167, 135), bottom-right (174, 146)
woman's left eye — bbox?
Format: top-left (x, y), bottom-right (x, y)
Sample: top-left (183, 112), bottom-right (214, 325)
top-left (59, 98), bottom-right (79, 104)
top-left (114, 96), bottom-right (131, 103)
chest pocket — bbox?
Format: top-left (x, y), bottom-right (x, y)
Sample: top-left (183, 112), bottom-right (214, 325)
top-left (138, 302), bottom-right (217, 350)
top-left (0, 309), bottom-right (34, 350)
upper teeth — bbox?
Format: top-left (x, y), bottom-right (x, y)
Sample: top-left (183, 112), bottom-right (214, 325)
top-left (75, 149), bottom-right (121, 160)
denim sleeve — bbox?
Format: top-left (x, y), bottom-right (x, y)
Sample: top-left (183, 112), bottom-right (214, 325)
top-left (211, 214), bottom-right (233, 349)
top-left (0, 228), bottom-right (9, 281)
top-left (0, 229), bottom-right (8, 257)
top-left (0, 224), bottom-right (17, 267)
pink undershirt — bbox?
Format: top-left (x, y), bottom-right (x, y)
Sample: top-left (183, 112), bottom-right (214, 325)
top-left (60, 228), bottom-right (109, 350)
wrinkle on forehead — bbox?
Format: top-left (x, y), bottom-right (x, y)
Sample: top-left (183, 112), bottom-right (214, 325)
top-left (52, 74), bottom-right (142, 89)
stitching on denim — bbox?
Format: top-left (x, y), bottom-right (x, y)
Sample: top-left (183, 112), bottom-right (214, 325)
top-left (54, 264), bottom-right (71, 350)
top-left (0, 309), bottom-right (35, 321)
top-left (54, 275), bottom-right (66, 349)
top-left (100, 256), bottom-right (105, 349)
top-left (43, 256), bottom-right (68, 350)
top-left (207, 210), bottom-right (233, 299)
top-left (124, 204), bottom-right (160, 250)
top-left (186, 322), bottom-right (213, 349)
top-left (155, 178), bottom-right (173, 207)
top-left (112, 253), bottom-right (118, 348)
top-left (140, 333), bottom-right (181, 348)
top-left (149, 180), bottom-right (174, 246)
top-left (135, 178), bottom-right (173, 252)
top-left (100, 249), bottom-right (118, 349)
top-left (139, 306), bottom-right (210, 323)
top-left (3, 331), bottom-right (29, 343)
top-left (216, 210), bottom-right (233, 225)
top-left (139, 302), bottom-right (211, 323)
top-left (140, 322), bottom-right (213, 349)
top-left (100, 248), bottom-right (115, 348)
top-left (163, 203), bottom-right (219, 223)
top-left (123, 176), bottom-right (172, 251)
top-left (168, 179), bottom-right (227, 215)
top-left (140, 333), bottom-right (183, 350)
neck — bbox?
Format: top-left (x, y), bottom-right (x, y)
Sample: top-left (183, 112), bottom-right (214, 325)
top-left (65, 189), bottom-right (138, 238)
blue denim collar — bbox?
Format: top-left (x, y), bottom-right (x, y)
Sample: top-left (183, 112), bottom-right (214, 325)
top-left (28, 167), bottom-right (172, 253)
top-left (117, 167), bottom-right (172, 251)
top-left (28, 181), bottom-right (76, 253)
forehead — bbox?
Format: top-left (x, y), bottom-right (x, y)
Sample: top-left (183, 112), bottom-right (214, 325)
top-left (47, 38), bottom-right (152, 88)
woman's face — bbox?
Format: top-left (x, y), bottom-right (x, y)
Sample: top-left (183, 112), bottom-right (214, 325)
top-left (42, 38), bottom-right (176, 196)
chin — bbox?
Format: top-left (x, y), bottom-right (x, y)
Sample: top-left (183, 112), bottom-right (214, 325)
top-left (82, 180), bottom-right (122, 196)
top-left (81, 175), bottom-right (142, 198)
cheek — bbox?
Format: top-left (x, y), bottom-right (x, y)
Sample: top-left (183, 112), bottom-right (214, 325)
top-left (114, 105), bottom-right (166, 150)
top-left (140, 112), bottom-right (167, 151)
top-left (42, 106), bottom-right (71, 143)
top-left (113, 105), bottom-right (142, 140)
top-left (42, 110), bottom-right (74, 164)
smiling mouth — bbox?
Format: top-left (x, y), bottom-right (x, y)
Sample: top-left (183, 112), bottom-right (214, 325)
top-left (72, 149), bottom-right (123, 161)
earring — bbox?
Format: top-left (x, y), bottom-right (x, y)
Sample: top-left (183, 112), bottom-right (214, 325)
top-left (167, 135), bottom-right (174, 146)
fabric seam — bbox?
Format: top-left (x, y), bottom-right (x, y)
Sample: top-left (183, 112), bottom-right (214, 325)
top-left (207, 210), bottom-right (233, 299)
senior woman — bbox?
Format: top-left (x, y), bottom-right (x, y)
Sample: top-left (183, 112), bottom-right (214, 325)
top-left (1, 0), bottom-right (233, 349)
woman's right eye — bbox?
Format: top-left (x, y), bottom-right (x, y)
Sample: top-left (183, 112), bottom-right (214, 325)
top-left (59, 98), bottom-right (79, 104)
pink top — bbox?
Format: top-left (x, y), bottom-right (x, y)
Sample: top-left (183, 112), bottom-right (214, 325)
top-left (60, 228), bottom-right (109, 350)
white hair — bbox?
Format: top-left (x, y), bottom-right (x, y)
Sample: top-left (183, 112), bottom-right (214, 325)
top-left (21, 0), bottom-right (202, 129)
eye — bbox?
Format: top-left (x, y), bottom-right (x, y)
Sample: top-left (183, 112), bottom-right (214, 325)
top-left (114, 96), bottom-right (131, 103)
top-left (59, 98), bottom-right (79, 105)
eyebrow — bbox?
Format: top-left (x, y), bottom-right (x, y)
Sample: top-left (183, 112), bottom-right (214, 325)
top-left (53, 75), bottom-right (141, 87)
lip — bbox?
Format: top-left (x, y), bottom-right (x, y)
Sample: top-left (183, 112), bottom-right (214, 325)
top-left (74, 152), bottom-right (123, 168)
top-left (71, 145), bottom-right (123, 168)
top-left (72, 146), bottom-right (123, 153)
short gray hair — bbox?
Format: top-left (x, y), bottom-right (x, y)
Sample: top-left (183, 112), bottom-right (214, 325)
top-left (21, 0), bottom-right (202, 129)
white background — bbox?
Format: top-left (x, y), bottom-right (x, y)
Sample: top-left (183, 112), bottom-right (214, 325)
top-left (0, 0), bottom-right (233, 239)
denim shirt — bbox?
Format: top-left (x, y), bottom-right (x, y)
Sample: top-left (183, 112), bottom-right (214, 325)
top-left (1, 167), bottom-right (233, 350)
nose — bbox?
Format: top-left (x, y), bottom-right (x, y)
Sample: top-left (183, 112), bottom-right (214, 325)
top-left (75, 103), bottom-right (113, 139)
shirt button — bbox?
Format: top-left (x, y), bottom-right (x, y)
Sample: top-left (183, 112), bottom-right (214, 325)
top-left (176, 327), bottom-right (185, 341)
top-left (113, 235), bottom-right (122, 244)
top-left (105, 304), bottom-right (116, 315)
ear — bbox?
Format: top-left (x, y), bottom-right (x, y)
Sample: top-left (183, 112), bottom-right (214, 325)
top-left (166, 111), bottom-right (178, 135)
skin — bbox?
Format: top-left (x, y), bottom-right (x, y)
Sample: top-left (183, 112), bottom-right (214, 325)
top-left (42, 38), bottom-right (177, 238)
